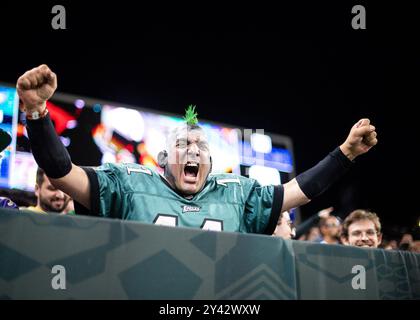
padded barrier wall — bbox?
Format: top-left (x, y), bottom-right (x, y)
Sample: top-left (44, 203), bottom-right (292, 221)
top-left (0, 209), bottom-right (419, 299)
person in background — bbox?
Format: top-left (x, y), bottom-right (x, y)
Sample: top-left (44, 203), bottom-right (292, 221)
top-left (295, 207), bottom-right (334, 240)
top-left (306, 226), bottom-right (322, 242)
top-left (409, 241), bottom-right (420, 253)
top-left (273, 211), bottom-right (295, 239)
top-left (341, 209), bottom-right (382, 248)
top-left (388, 239), bottom-right (398, 250)
top-left (379, 239), bottom-right (394, 250)
top-left (23, 167), bottom-right (70, 214)
top-left (318, 215), bottom-right (341, 244)
top-left (399, 233), bottom-right (413, 251)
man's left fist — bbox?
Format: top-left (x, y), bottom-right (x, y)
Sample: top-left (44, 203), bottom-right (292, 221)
top-left (340, 118), bottom-right (378, 161)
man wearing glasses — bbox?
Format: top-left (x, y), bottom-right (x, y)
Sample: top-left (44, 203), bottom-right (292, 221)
top-left (319, 216), bottom-right (342, 244)
top-left (341, 209), bottom-right (382, 248)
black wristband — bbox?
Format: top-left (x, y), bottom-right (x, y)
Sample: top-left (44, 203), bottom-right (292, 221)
top-left (296, 147), bottom-right (354, 200)
top-left (26, 113), bottom-right (72, 179)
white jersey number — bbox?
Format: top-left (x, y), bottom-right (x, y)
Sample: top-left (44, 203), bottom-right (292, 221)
top-left (201, 218), bottom-right (223, 231)
top-left (153, 214), bottom-right (223, 231)
top-left (153, 214), bottom-right (178, 227)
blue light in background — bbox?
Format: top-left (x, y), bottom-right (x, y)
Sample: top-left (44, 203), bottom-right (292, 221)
top-left (93, 103), bottom-right (102, 113)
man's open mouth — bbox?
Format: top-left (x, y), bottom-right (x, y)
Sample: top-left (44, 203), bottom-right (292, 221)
top-left (184, 161), bottom-right (199, 180)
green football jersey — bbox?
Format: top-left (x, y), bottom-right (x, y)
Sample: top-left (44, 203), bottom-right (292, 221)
top-left (78, 163), bottom-right (283, 234)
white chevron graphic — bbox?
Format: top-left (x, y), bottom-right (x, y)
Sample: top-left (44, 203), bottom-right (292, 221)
top-left (216, 264), bottom-right (296, 299)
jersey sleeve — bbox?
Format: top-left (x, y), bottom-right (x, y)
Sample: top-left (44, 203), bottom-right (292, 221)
top-left (243, 179), bottom-right (284, 234)
top-left (74, 164), bottom-right (125, 219)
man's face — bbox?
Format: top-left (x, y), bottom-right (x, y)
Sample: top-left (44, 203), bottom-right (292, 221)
top-left (343, 219), bottom-right (382, 248)
top-left (273, 212), bottom-right (295, 239)
top-left (36, 174), bottom-right (69, 213)
top-left (322, 216), bottom-right (341, 237)
top-left (165, 128), bottom-right (211, 196)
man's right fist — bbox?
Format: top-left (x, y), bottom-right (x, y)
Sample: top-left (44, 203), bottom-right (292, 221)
top-left (16, 64), bottom-right (57, 112)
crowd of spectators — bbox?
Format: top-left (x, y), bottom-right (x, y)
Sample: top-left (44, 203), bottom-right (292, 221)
top-left (280, 206), bottom-right (420, 252)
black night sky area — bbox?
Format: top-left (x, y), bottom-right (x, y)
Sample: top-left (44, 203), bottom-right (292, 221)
top-left (2, 1), bottom-right (419, 238)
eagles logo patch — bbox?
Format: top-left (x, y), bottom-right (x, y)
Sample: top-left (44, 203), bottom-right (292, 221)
top-left (182, 205), bottom-right (201, 213)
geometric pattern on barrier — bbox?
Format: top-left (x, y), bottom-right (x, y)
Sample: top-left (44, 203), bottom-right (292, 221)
top-left (47, 222), bottom-right (139, 284)
top-left (217, 264), bottom-right (296, 300)
top-left (0, 243), bottom-right (41, 281)
top-left (119, 249), bottom-right (203, 299)
top-left (295, 244), bottom-right (374, 284)
top-left (374, 250), bottom-right (413, 299)
top-left (215, 235), bottom-right (297, 299)
top-left (190, 231), bottom-right (218, 260)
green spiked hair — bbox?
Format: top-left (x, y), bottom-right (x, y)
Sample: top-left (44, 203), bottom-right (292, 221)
top-left (165, 104), bottom-right (204, 150)
top-left (183, 104), bottom-right (199, 126)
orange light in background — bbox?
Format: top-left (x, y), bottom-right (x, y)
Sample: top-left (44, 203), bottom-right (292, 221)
top-left (16, 123), bottom-right (26, 137)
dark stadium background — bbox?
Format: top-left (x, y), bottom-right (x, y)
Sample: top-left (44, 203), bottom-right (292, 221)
top-left (1, 1), bottom-right (419, 238)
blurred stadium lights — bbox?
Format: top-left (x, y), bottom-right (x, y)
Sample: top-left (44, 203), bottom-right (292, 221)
top-left (249, 165), bottom-right (281, 186)
top-left (102, 106), bottom-right (145, 142)
top-left (0, 92), bottom-right (7, 103)
top-left (66, 120), bottom-right (78, 129)
top-left (59, 136), bottom-right (71, 147)
top-left (251, 132), bottom-right (272, 154)
top-left (74, 99), bottom-right (85, 109)
top-left (93, 103), bottom-right (102, 113)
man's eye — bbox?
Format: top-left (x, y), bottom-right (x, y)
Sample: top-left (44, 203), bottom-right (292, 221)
top-left (177, 141), bottom-right (187, 148)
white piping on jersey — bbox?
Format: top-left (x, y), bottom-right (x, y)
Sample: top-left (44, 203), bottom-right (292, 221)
top-left (216, 178), bottom-right (241, 187)
top-left (126, 166), bottom-right (152, 175)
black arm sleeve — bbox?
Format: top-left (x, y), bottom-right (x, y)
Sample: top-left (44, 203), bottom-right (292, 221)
top-left (295, 147), bottom-right (354, 200)
top-left (26, 113), bottom-right (72, 178)
top-left (263, 185), bottom-right (284, 235)
top-left (73, 167), bottom-right (100, 216)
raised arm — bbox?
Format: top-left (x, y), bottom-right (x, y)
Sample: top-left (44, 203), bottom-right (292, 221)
top-left (281, 119), bottom-right (378, 212)
top-left (17, 64), bottom-right (91, 209)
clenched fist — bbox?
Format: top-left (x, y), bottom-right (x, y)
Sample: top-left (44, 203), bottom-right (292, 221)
top-left (340, 118), bottom-right (378, 161)
top-left (16, 64), bottom-right (57, 113)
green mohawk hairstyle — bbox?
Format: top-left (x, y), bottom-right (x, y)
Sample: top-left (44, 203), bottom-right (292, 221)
top-left (183, 104), bottom-right (199, 126)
